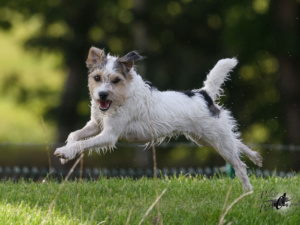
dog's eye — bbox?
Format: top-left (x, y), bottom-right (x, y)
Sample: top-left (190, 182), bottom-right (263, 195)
top-left (112, 78), bottom-right (121, 84)
top-left (94, 75), bottom-right (101, 82)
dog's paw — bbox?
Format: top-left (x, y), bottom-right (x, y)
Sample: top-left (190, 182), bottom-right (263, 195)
top-left (254, 152), bottom-right (263, 167)
top-left (54, 145), bottom-right (78, 163)
top-left (54, 146), bottom-right (68, 158)
top-left (60, 158), bottom-right (69, 165)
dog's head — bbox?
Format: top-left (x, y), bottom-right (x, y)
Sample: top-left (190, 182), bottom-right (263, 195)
top-left (86, 47), bottom-right (143, 112)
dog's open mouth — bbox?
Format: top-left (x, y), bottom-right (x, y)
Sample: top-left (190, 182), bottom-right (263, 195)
top-left (98, 100), bottom-right (112, 111)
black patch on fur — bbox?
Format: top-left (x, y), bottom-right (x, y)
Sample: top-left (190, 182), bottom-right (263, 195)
top-left (114, 51), bottom-right (144, 76)
top-left (122, 51), bottom-right (144, 62)
top-left (181, 89), bottom-right (220, 117)
top-left (144, 80), bottom-right (157, 90)
top-left (198, 90), bottom-right (220, 117)
top-left (182, 90), bottom-right (195, 97)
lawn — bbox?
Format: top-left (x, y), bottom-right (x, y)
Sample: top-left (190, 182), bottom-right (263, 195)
top-left (0, 175), bottom-right (299, 225)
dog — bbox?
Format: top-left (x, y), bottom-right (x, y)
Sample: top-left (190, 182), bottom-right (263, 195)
top-left (54, 47), bottom-right (263, 191)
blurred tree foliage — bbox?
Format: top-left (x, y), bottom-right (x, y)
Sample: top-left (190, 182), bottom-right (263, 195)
top-left (0, 12), bottom-right (64, 142)
top-left (0, 0), bottom-right (299, 145)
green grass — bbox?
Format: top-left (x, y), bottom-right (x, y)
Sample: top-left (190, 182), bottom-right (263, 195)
top-left (0, 175), bottom-right (300, 224)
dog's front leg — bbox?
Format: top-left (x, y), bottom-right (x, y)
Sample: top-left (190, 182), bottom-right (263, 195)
top-left (54, 117), bottom-right (126, 164)
top-left (66, 119), bottom-right (101, 145)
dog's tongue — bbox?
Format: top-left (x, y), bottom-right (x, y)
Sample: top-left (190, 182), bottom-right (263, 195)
top-left (99, 100), bottom-right (110, 109)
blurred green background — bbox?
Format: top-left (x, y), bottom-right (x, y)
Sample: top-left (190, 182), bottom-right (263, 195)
top-left (0, 0), bottom-right (299, 149)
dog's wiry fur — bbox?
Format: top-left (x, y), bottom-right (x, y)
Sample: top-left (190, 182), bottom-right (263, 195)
top-left (54, 47), bottom-right (263, 191)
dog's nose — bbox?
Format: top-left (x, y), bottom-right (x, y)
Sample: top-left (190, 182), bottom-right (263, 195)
top-left (99, 91), bottom-right (108, 100)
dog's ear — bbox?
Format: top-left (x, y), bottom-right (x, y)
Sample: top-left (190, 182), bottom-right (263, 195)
top-left (115, 51), bottom-right (144, 75)
top-left (86, 47), bottom-right (106, 71)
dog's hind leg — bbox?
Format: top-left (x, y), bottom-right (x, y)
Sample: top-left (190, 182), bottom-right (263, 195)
top-left (213, 134), bottom-right (253, 191)
top-left (236, 140), bottom-right (263, 167)
top-left (224, 153), bottom-right (253, 192)
top-left (215, 142), bottom-right (253, 191)
top-left (190, 135), bottom-right (253, 192)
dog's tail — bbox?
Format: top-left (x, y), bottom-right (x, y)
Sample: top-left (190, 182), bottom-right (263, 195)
top-left (202, 58), bottom-right (238, 101)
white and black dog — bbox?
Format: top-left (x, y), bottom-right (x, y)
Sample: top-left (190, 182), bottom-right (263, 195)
top-left (54, 47), bottom-right (263, 191)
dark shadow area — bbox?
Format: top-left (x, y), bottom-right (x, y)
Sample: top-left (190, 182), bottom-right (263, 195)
top-left (0, 143), bottom-right (299, 181)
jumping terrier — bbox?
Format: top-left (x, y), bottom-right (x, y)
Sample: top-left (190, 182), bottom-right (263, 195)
top-left (54, 47), bottom-right (263, 191)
